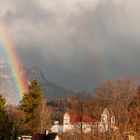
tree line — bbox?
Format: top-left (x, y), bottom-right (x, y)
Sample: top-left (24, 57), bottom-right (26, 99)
top-left (50, 78), bottom-right (140, 139)
top-left (0, 78), bottom-right (140, 139)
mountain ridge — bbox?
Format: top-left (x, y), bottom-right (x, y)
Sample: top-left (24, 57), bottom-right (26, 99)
top-left (0, 62), bottom-right (73, 104)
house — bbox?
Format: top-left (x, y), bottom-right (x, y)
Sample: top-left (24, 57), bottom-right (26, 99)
top-left (63, 112), bottom-right (98, 133)
top-left (51, 121), bottom-right (63, 133)
top-left (32, 132), bottom-right (60, 140)
top-left (45, 133), bottom-right (60, 140)
top-left (62, 108), bottom-right (116, 133)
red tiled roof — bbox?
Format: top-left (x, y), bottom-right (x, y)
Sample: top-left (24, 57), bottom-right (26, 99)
top-left (70, 115), bottom-right (80, 123)
top-left (70, 115), bottom-right (98, 123)
top-left (82, 115), bottom-right (93, 122)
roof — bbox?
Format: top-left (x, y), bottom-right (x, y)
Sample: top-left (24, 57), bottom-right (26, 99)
top-left (32, 133), bottom-right (58, 140)
top-left (70, 115), bottom-right (98, 123)
top-left (45, 133), bottom-right (58, 140)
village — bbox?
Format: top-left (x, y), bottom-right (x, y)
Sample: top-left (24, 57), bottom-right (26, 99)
top-left (0, 79), bottom-right (138, 140)
top-left (18, 107), bottom-right (137, 140)
top-left (19, 108), bottom-right (116, 140)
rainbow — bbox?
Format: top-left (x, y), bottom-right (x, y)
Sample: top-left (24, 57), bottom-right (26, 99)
top-left (0, 21), bottom-right (28, 103)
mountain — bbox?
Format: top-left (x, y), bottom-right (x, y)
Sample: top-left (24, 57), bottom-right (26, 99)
top-left (0, 63), bottom-right (73, 104)
top-left (0, 62), bottom-right (18, 104)
top-left (25, 66), bottom-right (73, 100)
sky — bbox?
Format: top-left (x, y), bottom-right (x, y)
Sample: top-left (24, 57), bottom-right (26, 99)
top-left (0, 0), bottom-right (140, 90)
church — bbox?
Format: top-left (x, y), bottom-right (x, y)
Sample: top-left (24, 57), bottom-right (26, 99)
top-left (51, 108), bottom-right (116, 134)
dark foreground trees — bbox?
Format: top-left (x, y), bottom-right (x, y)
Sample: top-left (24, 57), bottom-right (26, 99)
top-left (19, 80), bottom-right (50, 134)
top-left (0, 95), bottom-right (15, 140)
top-left (0, 94), bottom-right (7, 139)
top-left (19, 80), bottom-right (42, 122)
top-left (0, 80), bottom-right (51, 139)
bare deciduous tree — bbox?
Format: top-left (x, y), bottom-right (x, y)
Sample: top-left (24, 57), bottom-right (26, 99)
top-left (34, 96), bottom-right (52, 134)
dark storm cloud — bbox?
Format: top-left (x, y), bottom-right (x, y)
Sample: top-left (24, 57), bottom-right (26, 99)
top-left (0, 0), bottom-right (140, 89)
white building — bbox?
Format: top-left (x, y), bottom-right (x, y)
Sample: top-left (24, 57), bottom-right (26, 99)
top-left (98, 108), bottom-right (116, 133)
top-left (51, 108), bottom-right (116, 134)
top-left (63, 112), bottom-right (74, 132)
top-left (51, 121), bottom-right (63, 133)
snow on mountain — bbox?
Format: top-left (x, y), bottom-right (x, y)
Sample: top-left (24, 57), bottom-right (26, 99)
top-left (0, 62), bottom-right (73, 104)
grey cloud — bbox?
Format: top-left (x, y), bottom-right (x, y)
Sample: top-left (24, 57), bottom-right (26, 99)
top-left (0, 0), bottom-right (140, 89)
